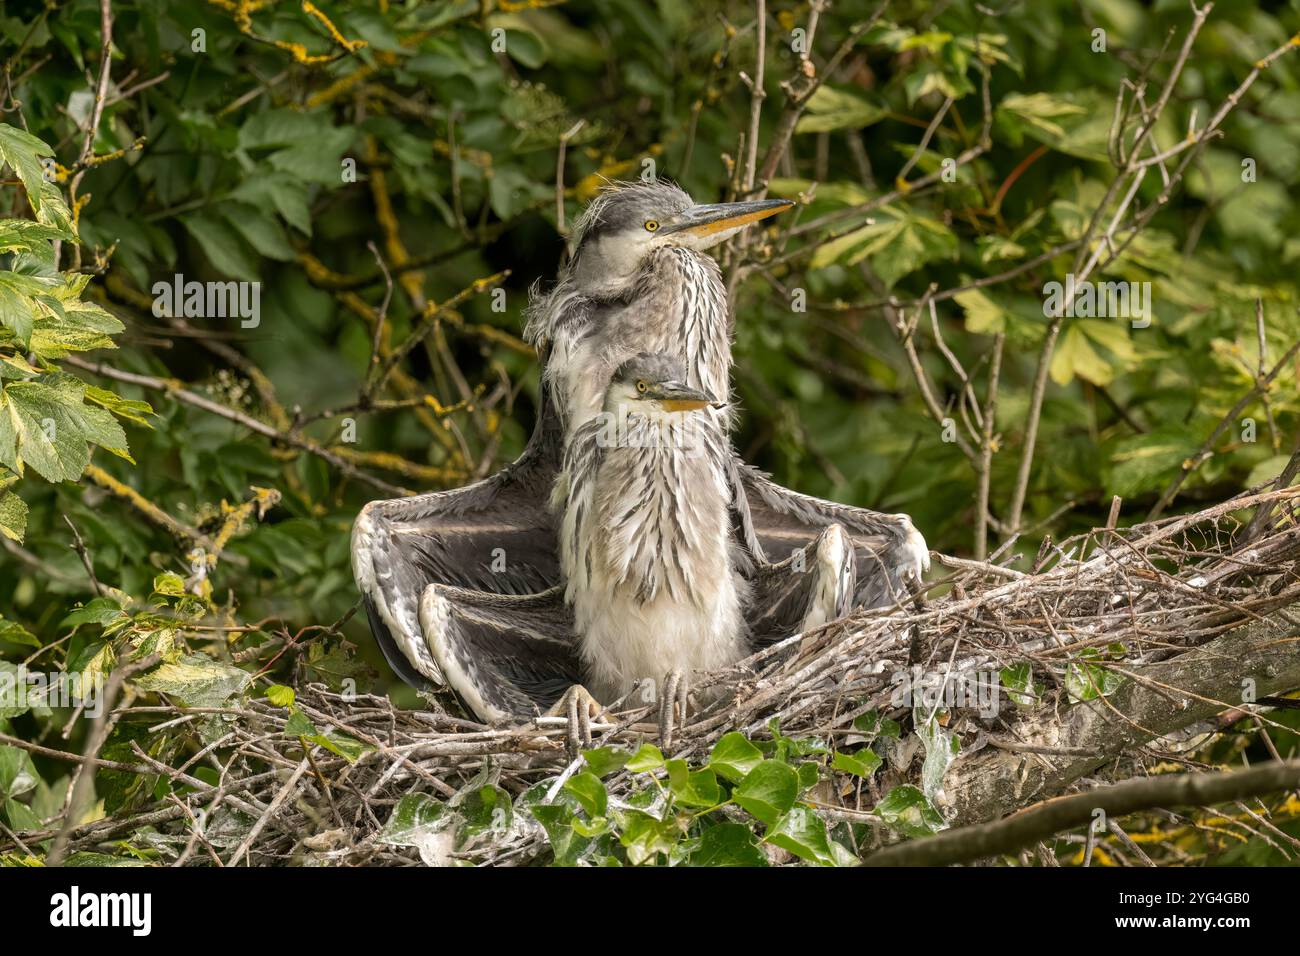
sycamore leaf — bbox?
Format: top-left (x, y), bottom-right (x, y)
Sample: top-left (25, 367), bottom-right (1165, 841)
top-left (1049, 324), bottom-right (1113, 386)
top-left (0, 123), bottom-right (54, 215)
top-left (0, 487), bottom-right (27, 542)
top-left (0, 378), bottom-right (131, 481)
top-left (134, 654), bottom-right (253, 708)
top-left (795, 86), bottom-right (887, 134)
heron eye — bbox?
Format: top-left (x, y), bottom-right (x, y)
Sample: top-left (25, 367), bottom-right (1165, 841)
top-left (644, 219), bottom-right (659, 232)
top-left (635, 380), bottom-right (648, 394)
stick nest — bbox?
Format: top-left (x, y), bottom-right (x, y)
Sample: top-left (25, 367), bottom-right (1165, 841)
top-left (31, 487), bottom-right (1300, 866)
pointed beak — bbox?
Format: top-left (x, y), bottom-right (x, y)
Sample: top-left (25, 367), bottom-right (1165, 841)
top-left (649, 381), bottom-right (719, 412)
top-left (658, 198), bottom-right (795, 238)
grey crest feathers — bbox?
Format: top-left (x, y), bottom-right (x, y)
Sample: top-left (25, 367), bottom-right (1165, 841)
top-left (610, 351), bottom-right (690, 389)
top-left (570, 180), bottom-right (693, 252)
top-left (522, 180), bottom-right (694, 346)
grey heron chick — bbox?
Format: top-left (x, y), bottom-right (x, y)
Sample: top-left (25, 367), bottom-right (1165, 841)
top-left (552, 352), bottom-right (746, 707)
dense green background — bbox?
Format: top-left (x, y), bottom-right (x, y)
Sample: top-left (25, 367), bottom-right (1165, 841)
top-left (1, 0), bottom-right (1298, 864)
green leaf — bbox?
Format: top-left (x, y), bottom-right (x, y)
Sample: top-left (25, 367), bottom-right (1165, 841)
top-left (378, 792), bottom-right (448, 846)
top-left (767, 807), bottom-right (839, 866)
top-left (83, 386), bottom-right (154, 428)
top-left (689, 822), bottom-right (767, 866)
top-left (810, 209), bottom-right (957, 287)
top-left (955, 288), bottom-right (1009, 335)
top-left (60, 596), bottom-right (128, 629)
top-left (619, 809), bottom-right (683, 866)
top-left (221, 203), bottom-right (294, 262)
top-left (0, 123), bottom-right (54, 215)
top-left (228, 174), bottom-right (312, 235)
top-left (581, 745), bottom-right (630, 778)
top-left (499, 28), bottom-right (547, 68)
top-left (563, 771), bottom-right (608, 818)
top-left (0, 219), bottom-right (69, 255)
top-left (625, 742), bottom-right (665, 772)
top-left (665, 759), bottom-right (722, 807)
top-left (151, 572), bottom-right (186, 597)
top-left (0, 744), bottom-right (38, 800)
top-left (284, 709), bottom-right (316, 737)
top-left (1065, 649), bottom-right (1124, 702)
top-left (180, 213), bottom-right (260, 281)
top-left (0, 378), bottom-right (130, 481)
top-left (876, 784), bottom-right (946, 837)
top-left (831, 748), bottom-right (882, 778)
top-left (0, 618), bottom-right (39, 650)
top-left (0, 662), bottom-right (31, 718)
top-left (304, 731), bottom-right (369, 763)
top-left (795, 85), bottom-right (887, 134)
top-left (999, 663), bottom-right (1040, 710)
top-left (134, 654), bottom-right (252, 708)
top-left (853, 711), bottom-right (901, 740)
top-left (1050, 324), bottom-right (1113, 386)
top-left (733, 760), bottom-right (798, 826)
top-left (264, 685), bottom-right (295, 708)
top-left (0, 488), bottom-right (27, 542)
top-left (457, 784), bottom-right (513, 837)
top-left (708, 732), bottom-right (764, 784)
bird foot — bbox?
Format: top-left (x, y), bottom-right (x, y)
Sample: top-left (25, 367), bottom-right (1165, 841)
top-left (657, 671), bottom-right (690, 753)
top-left (547, 684), bottom-right (606, 757)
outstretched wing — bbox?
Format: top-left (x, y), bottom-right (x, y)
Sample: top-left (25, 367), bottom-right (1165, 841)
top-left (736, 462), bottom-right (929, 610)
top-left (418, 585), bottom-right (580, 721)
top-left (351, 384), bottom-right (564, 688)
top-left (746, 523), bottom-right (857, 649)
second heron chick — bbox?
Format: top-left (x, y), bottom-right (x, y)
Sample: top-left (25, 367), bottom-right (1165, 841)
top-left (551, 352), bottom-right (749, 709)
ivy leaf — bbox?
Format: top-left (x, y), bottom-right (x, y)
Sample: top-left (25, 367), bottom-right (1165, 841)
top-left (707, 732), bottom-right (764, 784)
top-left (619, 809), bottom-right (683, 866)
top-left (853, 711), bottom-right (901, 741)
top-left (1065, 649), bottom-right (1124, 702)
top-left (581, 746), bottom-right (630, 778)
top-left (767, 807), bottom-right (840, 866)
top-left (665, 759), bottom-right (722, 808)
top-left (563, 771), bottom-right (608, 818)
top-left (831, 748), bottom-right (882, 778)
top-left (689, 822), bottom-right (767, 866)
top-left (999, 663), bottom-right (1040, 710)
top-left (457, 784), bottom-right (513, 838)
top-left (733, 760), bottom-right (798, 826)
top-left (625, 743), bottom-right (665, 772)
top-left (876, 784), bottom-right (946, 837)
top-left (378, 792), bottom-right (452, 858)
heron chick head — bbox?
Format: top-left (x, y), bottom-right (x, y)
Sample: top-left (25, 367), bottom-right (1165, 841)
top-left (605, 352), bottom-right (720, 416)
top-left (569, 181), bottom-right (793, 297)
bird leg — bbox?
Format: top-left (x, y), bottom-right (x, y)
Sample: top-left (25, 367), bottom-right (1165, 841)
top-left (547, 684), bottom-right (605, 756)
top-left (657, 671), bottom-right (690, 753)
